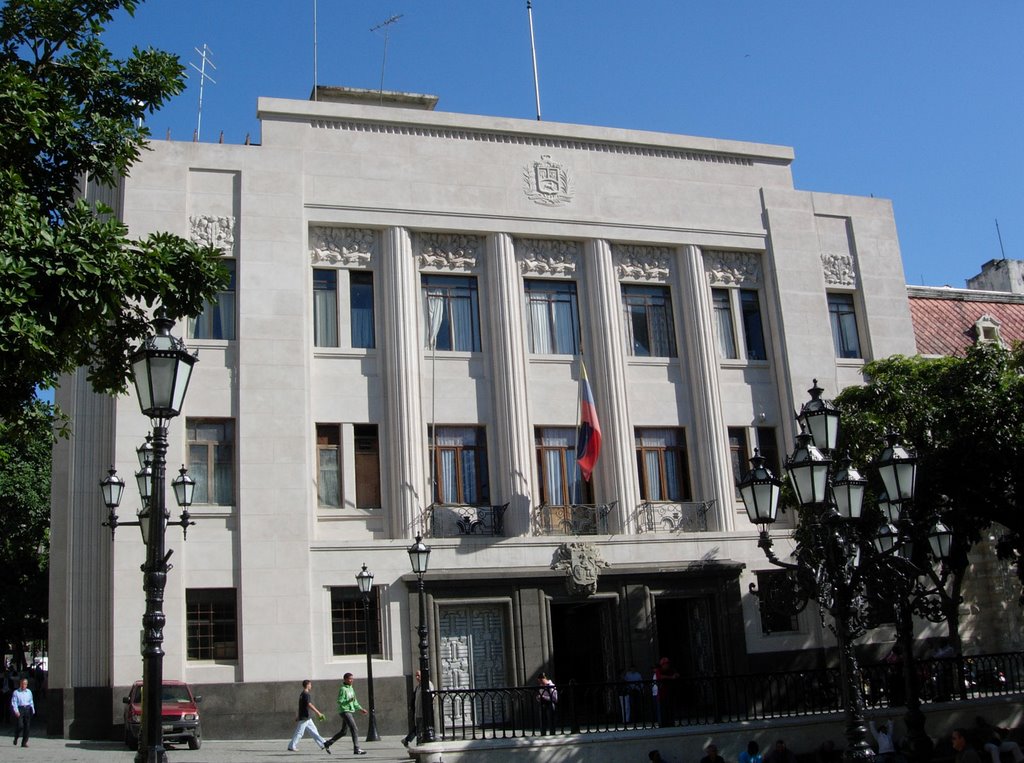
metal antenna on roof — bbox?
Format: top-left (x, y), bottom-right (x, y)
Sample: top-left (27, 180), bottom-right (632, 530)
top-left (189, 44), bottom-right (217, 141)
top-left (995, 219), bottom-right (1007, 262)
top-left (313, 0), bottom-right (319, 101)
top-left (370, 14), bottom-right (403, 104)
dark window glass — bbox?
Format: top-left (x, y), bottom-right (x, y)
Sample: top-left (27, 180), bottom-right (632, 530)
top-left (330, 586), bottom-right (381, 657)
top-left (186, 588), bottom-right (238, 660)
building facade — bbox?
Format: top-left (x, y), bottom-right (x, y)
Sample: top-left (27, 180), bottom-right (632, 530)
top-left (48, 88), bottom-right (919, 738)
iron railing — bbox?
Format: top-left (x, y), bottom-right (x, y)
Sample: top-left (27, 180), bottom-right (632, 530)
top-left (634, 500), bottom-right (714, 533)
top-left (430, 651), bottom-right (1024, 741)
top-left (534, 502), bottom-right (615, 536)
top-left (426, 503), bottom-right (509, 537)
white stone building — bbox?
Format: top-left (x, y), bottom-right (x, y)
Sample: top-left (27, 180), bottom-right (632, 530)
top-left (48, 87), bottom-right (918, 739)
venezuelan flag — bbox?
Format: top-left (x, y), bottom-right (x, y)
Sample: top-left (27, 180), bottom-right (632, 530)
top-left (576, 361), bottom-right (602, 481)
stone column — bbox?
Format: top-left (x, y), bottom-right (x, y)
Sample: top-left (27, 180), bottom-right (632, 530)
top-left (678, 244), bottom-right (734, 531)
top-left (581, 239), bottom-right (640, 533)
top-left (484, 233), bottom-right (535, 536)
top-left (379, 226), bottom-right (428, 537)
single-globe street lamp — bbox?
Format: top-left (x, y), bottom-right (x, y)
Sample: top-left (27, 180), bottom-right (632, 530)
top-left (407, 535), bottom-right (435, 744)
top-left (355, 564), bottom-right (381, 742)
top-left (99, 312), bottom-right (197, 763)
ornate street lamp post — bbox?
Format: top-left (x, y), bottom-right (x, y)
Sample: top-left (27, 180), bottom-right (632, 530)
top-left (739, 380), bottom-right (917, 763)
top-left (407, 535), bottom-right (435, 744)
top-left (99, 313), bottom-right (197, 763)
top-left (355, 564), bottom-right (381, 742)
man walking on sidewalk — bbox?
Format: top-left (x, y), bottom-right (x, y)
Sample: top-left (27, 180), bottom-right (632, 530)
top-left (324, 673), bottom-right (368, 755)
top-left (11, 678), bottom-right (34, 748)
top-left (288, 680), bottom-right (330, 753)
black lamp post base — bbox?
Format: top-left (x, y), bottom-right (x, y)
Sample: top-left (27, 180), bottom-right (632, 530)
top-left (136, 746), bottom-right (168, 763)
top-left (365, 710), bottom-right (381, 742)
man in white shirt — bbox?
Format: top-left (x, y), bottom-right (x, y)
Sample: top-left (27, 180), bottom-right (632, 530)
top-left (11, 677), bottom-right (34, 748)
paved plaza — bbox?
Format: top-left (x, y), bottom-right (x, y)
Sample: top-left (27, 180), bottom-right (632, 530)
top-left (0, 734), bottom-right (413, 762)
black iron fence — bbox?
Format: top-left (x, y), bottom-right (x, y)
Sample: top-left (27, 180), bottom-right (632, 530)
top-left (431, 651), bottom-right (1024, 741)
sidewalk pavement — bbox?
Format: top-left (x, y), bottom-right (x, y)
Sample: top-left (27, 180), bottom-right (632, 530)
top-left (0, 734), bottom-right (414, 762)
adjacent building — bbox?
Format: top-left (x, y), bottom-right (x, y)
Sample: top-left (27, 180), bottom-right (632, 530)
top-left (49, 87), bottom-right (920, 738)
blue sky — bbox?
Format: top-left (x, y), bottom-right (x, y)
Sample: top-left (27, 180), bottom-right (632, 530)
top-left (101, 1), bottom-right (1024, 289)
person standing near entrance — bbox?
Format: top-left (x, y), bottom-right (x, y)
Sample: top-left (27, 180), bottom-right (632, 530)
top-left (324, 673), bottom-right (368, 755)
top-left (287, 680), bottom-right (329, 753)
top-left (536, 673), bottom-right (558, 735)
top-left (11, 678), bottom-right (34, 747)
top-left (655, 657), bottom-right (680, 727)
top-left (402, 670), bottom-right (434, 747)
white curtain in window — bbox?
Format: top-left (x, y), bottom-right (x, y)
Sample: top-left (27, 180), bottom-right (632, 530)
top-left (528, 298), bottom-right (552, 353)
top-left (189, 444), bottom-right (209, 504)
top-left (438, 450), bottom-right (457, 503)
top-left (318, 448), bottom-right (340, 506)
top-left (713, 292), bottom-right (737, 359)
top-left (643, 450), bottom-right (663, 501)
top-left (450, 295), bottom-right (474, 351)
top-left (426, 293), bottom-right (445, 349)
top-left (551, 299), bottom-right (576, 354)
top-left (314, 287), bottom-right (338, 347)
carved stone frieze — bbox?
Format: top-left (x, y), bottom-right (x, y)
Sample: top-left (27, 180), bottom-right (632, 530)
top-left (821, 252), bottom-right (857, 288)
top-left (515, 238), bottom-right (580, 277)
top-left (551, 542), bottom-right (609, 597)
top-left (703, 250), bottom-right (762, 287)
top-left (309, 226), bottom-right (376, 267)
top-left (612, 244), bottom-right (673, 282)
top-left (417, 233), bottom-right (482, 271)
top-left (189, 214), bottom-right (235, 253)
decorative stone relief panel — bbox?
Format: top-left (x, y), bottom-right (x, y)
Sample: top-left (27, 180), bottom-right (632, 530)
top-left (516, 238), bottom-right (580, 277)
top-left (522, 154), bottom-right (574, 206)
top-left (612, 244), bottom-right (673, 283)
top-left (189, 214), bottom-right (236, 254)
top-left (416, 233), bottom-right (482, 272)
top-left (309, 226), bottom-right (375, 267)
top-left (551, 542), bottom-right (609, 597)
top-left (820, 252), bottom-right (857, 288)
top-left (703, 250), bottom-right (762, 287)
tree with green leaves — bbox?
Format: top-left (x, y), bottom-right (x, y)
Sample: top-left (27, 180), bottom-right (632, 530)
top-left (0, 398), bottom-right (55, 663)
top-left (834, 342), bottom-right (1024, 646)
top-left (0, 0), bottom-right (227, 423)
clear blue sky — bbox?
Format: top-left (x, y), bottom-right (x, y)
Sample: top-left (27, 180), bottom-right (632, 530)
top-left (102, 0), bottom-right (1024, 290)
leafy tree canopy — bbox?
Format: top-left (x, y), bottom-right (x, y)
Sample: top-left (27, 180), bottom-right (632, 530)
top-left (834, 342), bottom-right (1024, 601)
top-left (0, 398), bottom-right (55, 654)
top-left (0, 0), bottom-right (227, 421)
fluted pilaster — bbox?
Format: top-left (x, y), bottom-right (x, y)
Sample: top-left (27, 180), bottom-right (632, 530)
top-left (484, 233), bottom-right (534, 536)
top-left (582, 239), bottom-right (640, 533)
top-left (679, 244), bottom-right (734, 531)
top-left (379, 227), bottom-right (428, 537)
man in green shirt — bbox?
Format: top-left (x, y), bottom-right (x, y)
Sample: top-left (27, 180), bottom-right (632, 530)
top-left (324, 673), bottom-right (368, 755)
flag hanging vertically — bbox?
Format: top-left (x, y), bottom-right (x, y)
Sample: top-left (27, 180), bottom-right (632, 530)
top-left (576, 360), bottom-right (602, 481)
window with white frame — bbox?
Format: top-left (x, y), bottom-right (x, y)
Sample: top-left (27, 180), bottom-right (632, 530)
top-left (189, 259), bottom-right (236, 340)
top-left (422, 274), bottom-right (481, 351)
top-left (429, 426), bottom-right (489, 505)
top-left (524, 280), bottom-right (581, 355)
top-left (313, 268), bottom-right (376, 349)
top-left (187, 419), bottom-right (234, 505)
top-left (535, 426), bottom-right (592, 504)
top-left (712, 287), bottom-right (766, 361)
top-left (635, 427), bottom-right (691, 501)
top-left (827, 292), bottom-right (862, 359)
top-left (622, 284), bottom-right (677, 357)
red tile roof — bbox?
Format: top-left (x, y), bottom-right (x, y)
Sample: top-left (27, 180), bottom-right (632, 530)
top-left (908, 287), bottom-right (1024, 356)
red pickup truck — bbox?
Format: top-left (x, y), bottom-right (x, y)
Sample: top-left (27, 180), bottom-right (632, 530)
top-left (122, 680), bottom-right (202, 750)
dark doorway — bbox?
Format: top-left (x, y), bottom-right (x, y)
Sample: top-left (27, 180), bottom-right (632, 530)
top-left (654, 596), bottom-right (717, 678)
top-left (550, 599), bottom-right (616, 684)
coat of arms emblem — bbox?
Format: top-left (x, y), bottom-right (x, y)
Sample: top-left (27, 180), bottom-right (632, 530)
top-left (523, 155), bottom-right (574, 206)
top-left (551, 542), bottom-right (608, 596)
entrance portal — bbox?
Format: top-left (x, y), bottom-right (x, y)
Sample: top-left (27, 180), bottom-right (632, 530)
top-left (550, 599), bottom-right (616, 684)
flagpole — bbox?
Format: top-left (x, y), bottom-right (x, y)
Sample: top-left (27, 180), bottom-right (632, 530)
top-left (573, 353), bottom-right (583, 505)
top-left (527, 0), bottom-right (542, 120)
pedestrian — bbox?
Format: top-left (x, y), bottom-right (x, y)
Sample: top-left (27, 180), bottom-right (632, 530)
top-left (654, 657), bottom-right (680, 728)
top-left (402, 670), bottom-right (434, 747)
top-left (536, 672), bottom-right (558, 736)
top-left (701, 742), bottom-right (727, 763)
top-left (765, 739), bottom-right (798, 763)
top-left (11, 677), bottom-right (34, 748)
top-left (323, 673), bottom-right (368, 755)
top-left (952, 728), bottom-right (982, 763)
top-left (974, 716), bottom-right (1024, 763)
top-left (739, 741), bottom-right (763, 763)
top-left (621, 664), bottom-right (644, 723)
top-left (288, 679), bottom-right (330, 753)
top-left (870, 718), bottom-right (897, 762)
